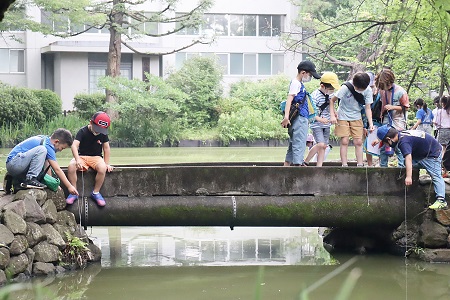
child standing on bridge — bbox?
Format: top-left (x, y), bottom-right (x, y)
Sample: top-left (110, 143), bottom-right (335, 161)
top-left (376, 125), bottom-right (448, 210)
top-left (66, 112), bottom-right (113, 207)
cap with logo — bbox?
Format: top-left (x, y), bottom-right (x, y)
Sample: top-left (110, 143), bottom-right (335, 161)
top-left (297, 60), bottom-right (321, 79)
top-left (91, 111), bottom-right (111, 135)
top-left (376, 124), bottom-right (391, 141)
top-left (320, 72), bottom-right (340, 90)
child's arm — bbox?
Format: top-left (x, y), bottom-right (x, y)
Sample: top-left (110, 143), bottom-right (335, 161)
top-left (103, 141), bottom-right (113, 172)
top-left (70, 140), bottom-right (83, 169)
top-left (404, 154), bottom-right (413, 186)
top-left (48, 159), bottom-right (78, 195)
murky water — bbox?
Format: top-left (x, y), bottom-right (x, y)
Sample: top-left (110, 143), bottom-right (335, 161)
top-left (5, 226), bottom-right (450, 300)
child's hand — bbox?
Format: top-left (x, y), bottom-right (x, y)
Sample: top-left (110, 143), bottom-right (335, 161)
top-left (405, 176), bottom-right (413, 186)
top-left (281, 117), bottom-right (290, 128)
top-left (106, 164), bottom-right (114, 172)
top-left (371, 139), bottom-right (380, 147)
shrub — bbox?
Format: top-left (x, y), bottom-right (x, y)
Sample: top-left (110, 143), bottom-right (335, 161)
top-left (32, 89), bottom-right (62, 119)
top-left (0, 83), bottom-right (45, 127)
top-left (73, 93), bottom-right (106, 119)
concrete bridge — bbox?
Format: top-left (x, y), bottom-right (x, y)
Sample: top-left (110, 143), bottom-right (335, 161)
top-left (65, 163), bottom-right (429, 229)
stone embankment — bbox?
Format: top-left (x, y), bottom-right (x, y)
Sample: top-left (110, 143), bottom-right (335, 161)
top-left (0, 188), bottom-right (101, 285)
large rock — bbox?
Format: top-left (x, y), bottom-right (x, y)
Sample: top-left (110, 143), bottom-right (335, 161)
top-left (9, 235), bottom-right (28, 255)
top-left (0, 224), bottom-right (14, 245)
top-left (418, 219), bottom-right (448, 248)
top-left (3, 210), bottom-right (26, 235)
top-left (33, 241), bottom-right (61, 263)
top-left (14, 189), bottom-right (47, 206)
top-left (25, 222), bottom-right (46, 248)
top-left (56, 211), bottom-right (77, 229)
top-left (53, 223), bottom-right (75, 242)
top-left (22, 192), bottom-right (46, 224)
top-left (6, 253), bottom-right (28, 276)
top-left (0, 270), bottom-right (6, 286)
top-left (0, 194), bottom-right (14, 211)
top-left (435, 209), bottom-right (450, 226)
top-left (40, 224), bottom-right (65, 249)
top-left (46, 189), bottom-right (66, 211)
top-left (42, 199), bottom-right (58, 224)
top-left (3, 200), bottom-right (25, 219)
top-left (87, 242), bottom-right (102, 262)
top-left (419, 249), bottom-right (450, 262)
top-left (0, 247), bottom-right (10, 269)
top-left (32, 262), bottom-right (56, 276)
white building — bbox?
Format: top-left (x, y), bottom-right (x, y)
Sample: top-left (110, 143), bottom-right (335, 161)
top-left (0, 0), bottom-right (302, 110)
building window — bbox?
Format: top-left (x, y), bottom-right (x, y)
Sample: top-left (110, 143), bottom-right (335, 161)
top-left (130, 12), bottom-right (159, 35)
top-left (0, 49), bottom-right (25, 73)
top-left (88, 53), bottom-right (132, 94)
top-left (230, 53), bottom-right (243, 75)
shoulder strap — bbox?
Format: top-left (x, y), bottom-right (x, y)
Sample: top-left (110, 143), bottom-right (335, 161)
top-left (318, 90), bottom-right (330, 115)
top-left (343, 82), bottom-right (365, 106)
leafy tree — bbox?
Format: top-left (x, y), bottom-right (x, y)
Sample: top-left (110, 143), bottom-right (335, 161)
top-left (166, 56), bottom-right (223, 128)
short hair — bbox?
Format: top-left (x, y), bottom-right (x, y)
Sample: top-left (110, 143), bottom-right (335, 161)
top-left (352, 72), bottom-right (370, 90)
top-left (414, 98), bottom-right (424, 107)
top-left (375, 69), bottom-right (395, 90)
top-left (51, 128), bottom-right (73, 146)
top-left (320, 82), bottom-right (334, 89)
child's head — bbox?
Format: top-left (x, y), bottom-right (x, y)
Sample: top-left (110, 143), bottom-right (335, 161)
top-left (434, 96), bottom-right (442, 109)
top-left (297, 60), bottom-right (320, 82)
top-left (320, 72), bottom-right (340, 94)
top-left (377, 125), bottom-right (398, 144)
top-left (413, 98), bottom-right (425, 109)
top-left (50, 128), bottom-right (73, 152)
top-left (90, 111), bottom-right (111, 135)
top-left (352, 72), bottom-right (370, 92)
top-left (375, 69), bottom-right (395, 91)
top-left (306, 133), bottom-right (315, 148)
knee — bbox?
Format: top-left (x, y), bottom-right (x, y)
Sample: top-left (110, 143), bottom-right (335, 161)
top-left (95, 163), bottom-right (107, 175)
top-left (318, 143), bottom-right (327, 150)
top-left (340, 139), bottom-right (349, 146)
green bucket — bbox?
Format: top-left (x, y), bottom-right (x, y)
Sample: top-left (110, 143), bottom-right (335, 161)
top-left (43, 174), bottom-right (60, 192)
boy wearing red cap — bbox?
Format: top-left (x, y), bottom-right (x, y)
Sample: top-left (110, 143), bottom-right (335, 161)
top-left (376, 124), bottom-right (447, 210)
top-left (66, 112), bottom-right (113, 207)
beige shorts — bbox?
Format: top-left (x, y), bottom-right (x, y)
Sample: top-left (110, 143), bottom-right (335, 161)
top-left (71, 156), bottom-right (104, 171)
top-left (334, 119), bottom-right (364, 139)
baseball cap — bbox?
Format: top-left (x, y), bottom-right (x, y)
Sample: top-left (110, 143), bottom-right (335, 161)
top-left (320, 72), bottom-right (340, 90)
top-left (376, 125), bottom-right (390, 141)
top-left (297, 60), bottom-right (321, 79)
top-left (91, 111), bottom-right (111, 135)
top-left (366, 71), bottom-right (375, 87)
top-left (306, 134), bottom-right (315, 143)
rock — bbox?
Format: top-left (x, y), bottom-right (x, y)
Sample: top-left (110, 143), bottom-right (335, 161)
top-left (42, 199), bottom-right (58, 224)
top-left (418, 219), bottom-right (449, 248)
top-left (0, 270), bottom-right (6, 286)
top-left (33, 241), bottom-right (61, 263)
top-left (3, 210), bottom-right (27, 235)
top-left (40, 224), bottom-right (65, 249)
top-left (56, 211), bottom-right (77, 229)
top-left (0, 224), bottom-right (14, 245)
top-left (0, 247), bottom-right (10, 269)
top-left (9, 235), bottom-right (28, 255)
top-left (0, 194), bottom-right (14, 211)
top-left (6, 253), bottom-right (28, 276)
top-left (53, 223), bottom-right (75, 242)
top-left (22, 192), bottom-right (46, 224)
top-left (55, 265), bottom-right (66, 274)
top-left (87, 242), bottom-right (102, 262)
top-left (3, 200), bottom-right (25, 219)
top-left (25, 248), bottom-right (35, 276)
top-left (46, 189), bottom-right (66, 211)
top-left (25, 222), bottom-right (46, 248)
top-left (32, 262), bottom-right (56, 275)
top-left (419, 248), bottom-right (450, 263)
top-left (435, 209), bottom-right (450, 226)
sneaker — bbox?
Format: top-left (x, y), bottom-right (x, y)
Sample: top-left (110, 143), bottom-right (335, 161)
top-left (66, 194), bottom-right (78, 205)
top-left (23, 178), bottom-right (47, 189)
top-left (91, 192), bottom-right (106, 207)
top-left (429, 200), bottom-right (448, 210)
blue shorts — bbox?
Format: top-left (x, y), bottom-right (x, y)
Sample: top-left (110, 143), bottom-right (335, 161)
top-left (312, 127), bottom-right (330, 144)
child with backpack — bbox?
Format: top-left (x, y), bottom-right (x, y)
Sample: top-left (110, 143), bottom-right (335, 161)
top-left (375, 69), bottom-right (409, 168)
top-left (376, 124), bottom-right (447, 210)
top-left (329, 72), bottom-right (374, 167)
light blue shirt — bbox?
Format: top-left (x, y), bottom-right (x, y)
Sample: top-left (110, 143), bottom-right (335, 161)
top-left (6, 135), bottom-right (56, 163)
top-left (335, 83), bottom-right (373, 121)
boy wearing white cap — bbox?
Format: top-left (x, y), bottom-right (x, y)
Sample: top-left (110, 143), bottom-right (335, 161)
top-left (66, 111), bottom-right (113, 207)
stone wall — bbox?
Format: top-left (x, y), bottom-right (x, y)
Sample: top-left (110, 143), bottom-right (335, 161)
top-left (0, 189), bottom-right (101, 285)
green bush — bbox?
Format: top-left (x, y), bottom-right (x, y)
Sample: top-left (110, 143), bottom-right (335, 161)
top-left (0, 83), bottom-right (45, 127)
top-left (32, 89), bottom-right (62, 119)
top-left (73, 93), bottom-right (106, 120)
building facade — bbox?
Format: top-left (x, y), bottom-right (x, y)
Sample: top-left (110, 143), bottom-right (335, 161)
top-left (0, 0), bottom-right (302, 110)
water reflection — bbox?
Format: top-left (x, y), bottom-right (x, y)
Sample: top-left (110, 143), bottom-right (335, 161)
top-left (92, 227), bottom-right (333, 267)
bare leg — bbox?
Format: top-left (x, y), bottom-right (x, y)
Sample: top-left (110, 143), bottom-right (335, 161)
top-left (354, 138), bottom-right (364, 165)
top-left (340, 137), bottom-right (349, 166)
top-left (67, 160), bottom-right (78, 191)
top-left (304, 144), bottom-right (319, 163)
top-left (366, 153), bottom-right (373, 166)
top-left (93, 163), bottom-right (107, 193)
top-left (315, 143), bottom-right (327, 167)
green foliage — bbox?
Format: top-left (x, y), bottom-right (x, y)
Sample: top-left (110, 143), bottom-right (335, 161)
top-left (0, 83), bottom-right (45, 128)
top-left (62, 232), bottom-right (90, 268)
top-left (228, 75), bottom-right (290, 114)
top-left (217, 107), bottom-right (287, 145)
top-left (32, 89), bottom-right (62, 119)
top-left (73, 93), bottom-right (107, 120)
top-left (99, 75), bottom-right (185, 146)
top-left (166, 56), bottom-right (223, 128)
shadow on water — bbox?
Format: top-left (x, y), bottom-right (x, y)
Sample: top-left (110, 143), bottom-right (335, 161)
top-left (4, 227), bottom-right (450, 300)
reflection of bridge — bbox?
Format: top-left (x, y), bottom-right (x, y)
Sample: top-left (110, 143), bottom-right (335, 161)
top-left (92, 227), bottom-right (331, 267)
top-left (66, 163), bottom-right (427, 229)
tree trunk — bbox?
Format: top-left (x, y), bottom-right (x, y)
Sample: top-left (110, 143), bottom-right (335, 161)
top-left (105, 0), bottom-right (123, 119)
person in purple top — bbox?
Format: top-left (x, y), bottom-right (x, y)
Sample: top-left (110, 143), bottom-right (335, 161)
top-left (376, 124), bottom-right (447, 210)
